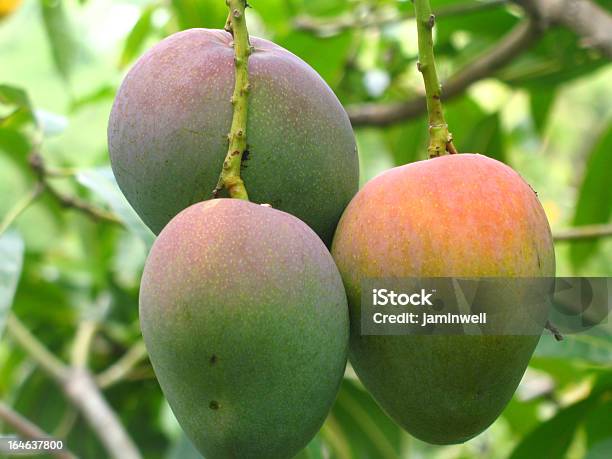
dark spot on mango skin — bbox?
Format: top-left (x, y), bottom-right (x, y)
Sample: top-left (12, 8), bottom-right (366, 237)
top-left (209, 401), bottom-right (219, 410)
top-left (210, 354), bottom-right (217, 365)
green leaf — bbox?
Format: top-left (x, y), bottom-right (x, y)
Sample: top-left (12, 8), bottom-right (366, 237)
top-left (502, 397), bottom-right (541, 437)
top-left (294, 435), bottom-right (326, 459)
top-left (300, 0), bottom-right (350, 17)
top-left (0, 85), bottom-right (33, 113)
top-left (0, 85), bottom-right (38, 159)
top-left (40, 0), bottom-right (78, 82)
top-left (0, 231), bottom-right (25, 336)
top-left (508, 396), bottom-right (597, 459)
top-left (323, 378), bottom-right (405, 459)
top-left (445, 96), bottom-right (507, 161)
top-left (120, 4), bottom-right (158, 69)
top-left (0, 85), bottom-right (36, 129)
top-left (584, 399), bottom-right (612, 449)
top-left (586, 440), bottom-right (612, 459)
top-left (534, 327), bottom-right (612, 365)
top-left (383, 116), bottom-right (428, 166)
top-left (170, 0), bottom-right (227, 30)
top-left (530, 89), bottom-right (557, 134)
top-left (0, 128), bottom-right (32, 157)
top-left (570, 127), bottom-right (612, 269)
top-left (69, 85), bottom-right (116, 112)
top-left (355, 128), bottom-right (395, 186)
top-left (278, 30), bottom-right (353, 86)
top-left (499, 28), bottom-right (607, 89)
top-left (462, 112), bottom-right (506, 162)
top-left (76, 167), bottom-right (155, 248)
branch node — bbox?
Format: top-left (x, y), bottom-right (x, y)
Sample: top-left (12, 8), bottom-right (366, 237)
top-left (427, 14), bottom-right (435, 29)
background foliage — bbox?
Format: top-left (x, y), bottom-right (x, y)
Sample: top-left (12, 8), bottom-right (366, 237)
top-left (0, 0), bottom-right (611, 458)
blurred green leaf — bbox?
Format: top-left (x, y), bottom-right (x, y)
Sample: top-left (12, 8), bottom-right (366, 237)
top-left (534, 328), bottom-right (612, 365)
top-left (584, 399), bottom-right (612, 449)
top-left (499, 28), bottom-right (607, 89)
top-left (76, 167), bottom-right (154, 248)
top-left (0, 231), bottom-right (24, 335)
top-left (462, 112), bottom-right (506, 162)
top-left (0, 86), bottom-right (38, 160)
top-left (323, 379), bottom-right (405, 459)
top-left (170, 0), bottom-right (227, 30)
top-left (0, 85), bottom-right (35, 124)
top-left (120, 4), bottom-right (159, 69)
top-left (586, 440), bottom-right (612, 459)
top-left (299, 0), bottom-right (349, 17)
top-left (70, 85), bottom-right (116, 112)
top-left (0, 128), bottom-right (32, 157)
top-left (508, 396), bottom-right (597, 459)
top-left (502, 397), bottom-right (541, 437)
top-left (530, 89), bottom-right (556, 134)
top-left (0, 86), bottom-right (30, 108)
top-left (279, 30), bottom-right (353, 86)
top-left (40, 0), bottom-right (78, 82)
top-left (570, 127), bottom-right (612, 269)
top-left (383, 117), bottom-right (428, 166)
top-left (295, 435), bottom-right (326, 459)
top-left (355, 128), bottom-right (395, 185)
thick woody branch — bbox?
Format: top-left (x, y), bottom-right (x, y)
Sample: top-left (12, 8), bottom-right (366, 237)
top-left (513, 0), bottom-right (612, 57)
top-left (348, 18), bottom-right (542, 126)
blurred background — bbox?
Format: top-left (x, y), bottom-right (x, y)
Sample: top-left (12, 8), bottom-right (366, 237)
top-left (0, 0), bottom-right (611, 458)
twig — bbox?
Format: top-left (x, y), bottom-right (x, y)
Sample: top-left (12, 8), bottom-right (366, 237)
top-left (6, 314), bottom-right (68, 384)
top-left (0, 183), bottom-right (44, 237)
top-left (212, 0), bottom-right (252, 200)
top-left (96, 341), bottom-right (148, 389)
top-left (513, 0), bottom-right (612, 57)
top-left (294, 0), bottom-right (509, 36)
top-left (553, 223), bottom-right (612, 242)
top-left (5, 314), bottom-right (142, 459)
top-left (545, 320), bottom-right (564, 341)
top-left (413, 0), bottom-right (457, 157)
top-left (0, 402), bottom-right (77, 459)
top-left (348, 18), bottom-right (542, 126)
top-left (71, 321), bottom-right (97, 368)
top-left (28, 153), bottom-right (122, 225)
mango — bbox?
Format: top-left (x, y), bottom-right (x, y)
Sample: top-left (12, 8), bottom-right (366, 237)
top-left (140, 199), bottom-right (349, 458)
top-left (331, 154), bottom-right (555, 444)
top-left (108, 28), bottom-right (358, 245)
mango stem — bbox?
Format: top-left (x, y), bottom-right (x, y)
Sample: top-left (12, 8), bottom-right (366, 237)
top-left (413, 0), bottom-right (458, 158)
top-left (213, 0), bottom-right (251, 200)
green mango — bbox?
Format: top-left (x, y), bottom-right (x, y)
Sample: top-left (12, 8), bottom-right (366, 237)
top-left (140, 199), bottom-right (349, 458)
top-left (108, 28), bottom-right (358, 245)
top-left (332, 154), bottom-right (555, 444)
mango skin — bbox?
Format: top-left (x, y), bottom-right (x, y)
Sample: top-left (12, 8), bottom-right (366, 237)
top-left (331, 154), bottom-right (555, 444)
top-left (108, 28), bottom-right (358, 245)
top-left (140, 199), bottom-right (349, 459)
